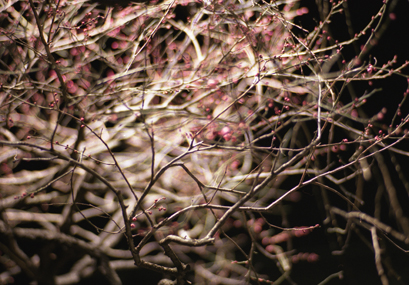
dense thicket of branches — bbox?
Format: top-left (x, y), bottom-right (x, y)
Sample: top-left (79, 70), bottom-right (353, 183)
top-left (1, 0), bottom-right (409, 284)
